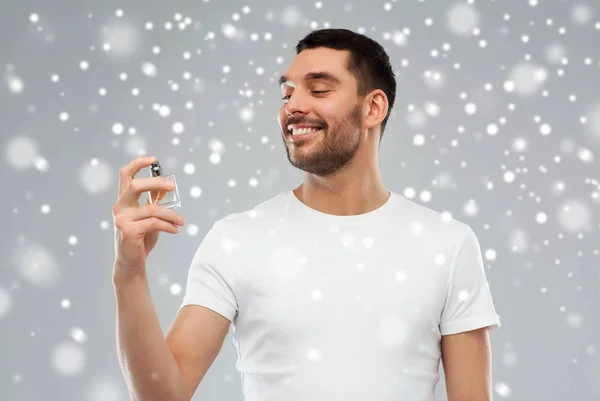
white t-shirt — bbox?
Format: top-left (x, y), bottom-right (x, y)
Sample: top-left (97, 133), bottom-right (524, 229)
top-left (179, 190), bottom-right (501, 401)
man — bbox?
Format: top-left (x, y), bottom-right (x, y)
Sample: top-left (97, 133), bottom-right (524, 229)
top-left (113, 29), bottom-right (501, 401)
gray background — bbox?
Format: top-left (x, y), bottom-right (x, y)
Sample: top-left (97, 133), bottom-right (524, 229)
top-left (1, 0), bottom-right (600, 400)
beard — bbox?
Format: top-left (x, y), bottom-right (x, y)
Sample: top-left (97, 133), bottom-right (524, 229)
top-left (282, 103), bottom-right (362, 177)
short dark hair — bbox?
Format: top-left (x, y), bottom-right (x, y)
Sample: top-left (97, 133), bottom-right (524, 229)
top-left (295, 28), bottom-right (396, 140)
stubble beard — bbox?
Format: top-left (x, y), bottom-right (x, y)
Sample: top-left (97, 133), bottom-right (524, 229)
top-left (283, 104), bottom-right (362, 177)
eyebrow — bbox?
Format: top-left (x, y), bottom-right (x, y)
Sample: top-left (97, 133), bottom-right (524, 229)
top-left (278, 71), bottom-right (341, 87)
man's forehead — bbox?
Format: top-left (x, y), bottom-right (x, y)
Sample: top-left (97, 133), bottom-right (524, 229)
top-left (279, 49), bottom-right (350, 88)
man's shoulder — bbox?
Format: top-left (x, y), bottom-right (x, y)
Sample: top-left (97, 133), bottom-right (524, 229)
top-left (210, 190), bottom-right (290, 234)
top-left (393, 193), bottom-right (471, 243)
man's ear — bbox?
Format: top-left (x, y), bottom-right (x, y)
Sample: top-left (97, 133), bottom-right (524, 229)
top-left (363, 89), bottom-right (388, 131)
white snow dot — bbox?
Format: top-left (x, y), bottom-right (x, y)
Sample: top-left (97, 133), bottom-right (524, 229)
top-left (306, 347), bottom-right (321, 361)
top-left (458, 290), bottom-right (470, 301)
top-left (571, 3), bottom-right (592, 25)
top-left (403, 187), bottom-right (416, 198)
top-left (540, 123), bottom-right (552, 135)
top-left (158, 105), bottom-right (171, 117)
top-left (413, 134), bottom-right (425, 146)
top-left (70, 327), bottom-right (87, 343)
top-left (487, 124), bottom-right (499, 136)
top-left (392, 31), bottom-right (407, 46)
top-left (183, 163), bottom-right (195, 175)
top-left (504, 171), bottom-right (516, 183)
top-left (5, 75), bottom-right (24, 94)
top-left (209, 153), bottom-right (221, 164)
top-left (577, 147), bottom-right (594, 163)
top-left (13, 242), bottom-right (60, 287)
top-left (222, 23), bottom-right (241, 40)
top-left (240, 107), bottom-right (255, 122)
top-left (503, 80), bottom-right (515, 92)
top-left (566, 312), bottom-right (583, 328)
top-left (281, 6), bottom-right (302, 27)
top-left (535, 212), bottom-right (548, 224)
top-left (465, 103), bottom-right (477, 114)
top-left (485, 249), bottom-right (497, 261)
top-left (410, 221), bottom-right (425, 236)
top-left (86, 376), bottom-right (125, 401)
top-left (112, 123), bottom-right (124, 135)
top-left (395, 271), bottom-right (407, 282)
top-left (557, 199), bottom-right (592, 234)
top-left (464, 199), bottom-right (479, 217)
top-left (190, 186), bottom-right (202, 198)
top-left (434, 254), bottom-right (446, 265)
top-left (508, 62), bottom-right (548, 96)
top-left (141, 62), bottom-right (157, 77)
top-left (186, 224), bottom-right (199, 236)
top-left (79, 158), bottom-right (113, 194)
top-left (512, 137), bottom-right (529, 152)
top-left (495, 382), bottom-right (513, 398)
top-left (170, 283), bottom-right (182, 295)
top-left (5, 136), bottom-right (40, 170)
top-left (172, 122), bottom-right (184, 134)
top-left (0, 285), bottom-right (12, 319)
top-left (52, 342), bottom-right (86, 376)
top-left (447, 3), bottom-right (480, 37)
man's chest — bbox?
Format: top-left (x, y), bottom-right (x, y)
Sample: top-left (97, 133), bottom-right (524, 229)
top-left (231, 238), bottom-right (450, 355)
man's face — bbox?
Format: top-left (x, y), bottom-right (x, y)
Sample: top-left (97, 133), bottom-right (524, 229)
top-left (277, 47), bottom-right (364, 177)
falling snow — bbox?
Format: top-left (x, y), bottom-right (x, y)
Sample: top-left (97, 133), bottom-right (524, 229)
top-left (1, 1), bottom-right (600, 400)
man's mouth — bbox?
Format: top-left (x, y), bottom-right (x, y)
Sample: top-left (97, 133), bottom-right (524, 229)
top-left (287, 124), bottom-right (324, 137)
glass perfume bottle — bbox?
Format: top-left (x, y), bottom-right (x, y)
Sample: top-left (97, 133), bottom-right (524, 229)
top-left (146, 161), bottom-right (181, 209)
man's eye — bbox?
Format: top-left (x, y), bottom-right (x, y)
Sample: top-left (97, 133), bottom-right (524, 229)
top-left (281, 90), bottom-right (329, 101)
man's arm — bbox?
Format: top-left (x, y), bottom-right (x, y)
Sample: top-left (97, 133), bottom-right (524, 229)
top-left (441, 327), bottom-right (493, 401)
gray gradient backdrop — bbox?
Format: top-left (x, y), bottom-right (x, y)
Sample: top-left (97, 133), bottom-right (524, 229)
top-left (1, 0), bottom-right (600, 400)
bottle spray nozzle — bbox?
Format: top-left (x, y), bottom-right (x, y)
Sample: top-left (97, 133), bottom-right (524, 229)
top-left (149, 161), bottom-right (162, 177)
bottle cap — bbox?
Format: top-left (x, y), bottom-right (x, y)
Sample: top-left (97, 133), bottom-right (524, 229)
top-left (149, 161), bottom-right (162, 177)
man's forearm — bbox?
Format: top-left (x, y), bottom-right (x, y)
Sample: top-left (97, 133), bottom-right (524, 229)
top-left (113, 271), bottom-right (184, 401)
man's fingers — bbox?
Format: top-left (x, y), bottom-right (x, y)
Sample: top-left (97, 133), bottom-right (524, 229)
top-left (130, 203), bottom-right (186, 227)
top-left (118, 155), bottom-right (157, 196)
top-left (124, 176), bottom-right (175, 206)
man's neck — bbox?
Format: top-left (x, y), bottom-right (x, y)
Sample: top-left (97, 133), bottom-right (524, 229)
top-left (294, 169), bottom-right (389, 216)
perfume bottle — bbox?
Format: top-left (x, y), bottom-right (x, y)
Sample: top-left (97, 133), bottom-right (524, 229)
top-left (146, 161), bottom-right (181, 209)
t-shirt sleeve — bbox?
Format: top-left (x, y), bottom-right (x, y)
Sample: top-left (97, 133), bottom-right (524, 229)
top-left (439, 225), bottom-right (501, 336)
top-left (178, 222), bottom-right (238, 322)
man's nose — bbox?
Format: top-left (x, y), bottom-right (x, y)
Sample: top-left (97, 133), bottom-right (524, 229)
top-left (284, 91), bottom-right (311, 116)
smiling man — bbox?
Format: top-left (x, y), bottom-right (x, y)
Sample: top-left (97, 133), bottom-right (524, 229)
top-left (114, 28), bottom-right (501, 401)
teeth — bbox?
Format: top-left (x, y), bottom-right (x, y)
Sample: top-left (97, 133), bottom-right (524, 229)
top-left (291, 127), bottom-right (321, 135)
